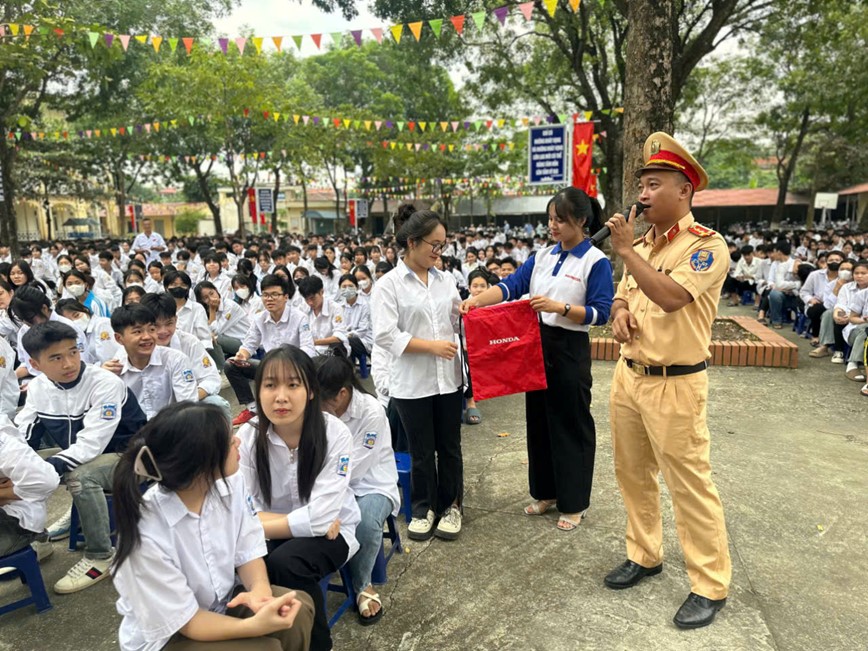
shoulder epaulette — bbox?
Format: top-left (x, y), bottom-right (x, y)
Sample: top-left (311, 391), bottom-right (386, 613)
top-left (688, 224), bottom-right (715, 238)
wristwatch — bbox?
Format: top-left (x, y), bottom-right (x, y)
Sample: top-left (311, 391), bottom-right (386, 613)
top-left (563, 303), bottom-right (571, 316)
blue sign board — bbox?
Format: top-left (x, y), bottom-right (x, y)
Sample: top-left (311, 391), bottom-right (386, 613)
top-left (528, 124), bottom-right (569, 185)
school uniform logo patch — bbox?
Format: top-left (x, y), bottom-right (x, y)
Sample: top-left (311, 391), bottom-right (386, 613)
top-left (246, 494), bottom-right (258, 516)
top-left (225, 312), bottom-right (232, 320)
top-left (101, 404), bottom-right (117, 420)
top-left (0, 356), bottom-right (5, 368)
top-left (202, 356), bottom-right (211, 367)
top-left (334, 315), bottom-right (343, 323)
top-left (182, 369), bottom-right (195, 382)
top-left (690, 250), bottom-right (715, 272)
top-left (99, 331), bottom-right (110, 341)
top-left (337, 455), bottom-right (349, 477)
top-left (363, 432), bottom-right (378, 449)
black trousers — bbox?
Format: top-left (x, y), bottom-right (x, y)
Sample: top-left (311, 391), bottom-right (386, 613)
top-left (806, 303), bottom-right (826, 337)
top-left (265, 535), bottom-right (349, 651)
top-left (387, 398), bottom-right (409, 453)
top-left (225, 359), bottom-right (260, 406)
top-left (393, 390), bottom-right (464, 518)
top-left (347, 334), bottom-right (368, 358)
top-left (833, 323), bottom-right (847, 351)
top-left (526, 326), bottom-right (595, 513)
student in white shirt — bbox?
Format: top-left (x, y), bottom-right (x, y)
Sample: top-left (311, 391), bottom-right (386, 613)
top-left (62, 269), bottom-right (110, 318)
top-left (232, 273), bottom-right (265, 320)
top-left (312, 257), bottom-right (339, 301)
top-left (0, 336), bottom-right (16, 422)
top-left (103, 304), bottom-right (199, 420)
top-left (195, 280), bottom-right (251, 370)
top-left (724, 245), bottom-right (761, 306)
top-left (811, 260), bottom-right (864, 362)
top-left (462, 188), bottom-right (614, 531)
top-left (0, 424), bottom-right (60, 557)
top-left (55, 299), bottom-right (121, 364)
top-left (371, 210), bottom-right (465, 542)
top-left (335, 274), bottom-right (373, 360)
top-left (352, 265), bottom-right (375, 301)
top-left (131, 218), bottom-right (167, 264)
top-left (111, 402), bottom-right (314, 651)
top-left (238, 346), bottom-right (360, 651)
top-left (226, 275), bottom-right (315, 427)
top-left (164, 270), bottom-right (211, 350)
top-left (316, 353), bottom-right (399, 626)
top-left (297, 276), bottom-right (350, 357)
top-left (74, 255), bottom-right (121, 311)
top-left (141, 293), bottom-right (232, 423)
top-left (764, 241), bottom-right (802, 328)
top-left (202, 253), bottom-right (233, 300)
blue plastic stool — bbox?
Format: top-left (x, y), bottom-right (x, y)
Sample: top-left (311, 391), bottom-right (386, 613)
top-left (354, 351), bottom-right (370, 379)
top-left (0, 546), bottom-right (52, 616)
top-left (741, 290), bottom-right (754, 305)
top-left (319, 565), bottom-right (356, 628)
top-left (69, 493), bottom-right (117, 552)
top-left (371, 514), bottom-right (403, 585)
top-left (394, 452), bottom-right (412, 523)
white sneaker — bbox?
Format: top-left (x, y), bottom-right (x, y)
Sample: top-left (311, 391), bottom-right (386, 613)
top-left (407, 510), bottom-right (436, 541)
top-left (54, 553), bottom-right (114, 594)
top-left (831, 352), bottom-right (845, 364)
top-left (47, 508), bottom-right (73, 541)
top-left (32, 540), bottom-right (54, 562)
top-left (434, 506), bottom-right (462, 540)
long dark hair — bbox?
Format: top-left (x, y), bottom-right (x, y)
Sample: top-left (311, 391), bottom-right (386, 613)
top-left (395, 210), bottom-right (445, 250)
top-left (9, 259), bottom-right (35, 288)
top-left (314, 347), bottom-right (373, 403)
top-left (112, 403), bottom-right (232, 570)
top-left (546, 187), bottom-right (604, 237)
top-left (253, 346), bottom-right (327, 507)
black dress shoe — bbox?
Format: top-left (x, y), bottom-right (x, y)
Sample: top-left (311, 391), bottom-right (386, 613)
top-left (673, 592), bottom-right (727, 629)
top-left (603, 559), bottom-right (663, 590)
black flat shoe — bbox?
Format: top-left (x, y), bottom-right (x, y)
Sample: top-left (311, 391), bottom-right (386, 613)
top-left (673, 592), bottom-right (727, 629)
top-left (603, 559), bottom-right (663, 590)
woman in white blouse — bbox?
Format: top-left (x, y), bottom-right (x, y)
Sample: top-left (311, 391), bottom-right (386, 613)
top-left (371, 210), bottom-right (464, 542)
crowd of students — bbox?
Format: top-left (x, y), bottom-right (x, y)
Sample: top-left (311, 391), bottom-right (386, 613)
top-left (718, 225), bottom-right (868, 396)
top-left (1, 207), bottom-right (865, 648)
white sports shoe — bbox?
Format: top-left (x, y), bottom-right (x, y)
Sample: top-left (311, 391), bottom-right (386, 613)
top-left (54, 553), bottom-right (114, 594)
top-left (434, 506), bottom-right (462, 540)
top-left (831, 352), bottom-right (845, 364)
top-left (407, 510), bottom-right (436, 541)
top-left (47, 508), bottom-right (73, 541)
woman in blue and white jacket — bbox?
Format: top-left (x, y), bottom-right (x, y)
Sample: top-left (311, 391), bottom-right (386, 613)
top-left (461, 187), bottom-right (614, 531)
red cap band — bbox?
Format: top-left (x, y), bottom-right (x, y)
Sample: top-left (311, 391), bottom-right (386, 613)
top-left (645, 150), bottom-right (700, 189)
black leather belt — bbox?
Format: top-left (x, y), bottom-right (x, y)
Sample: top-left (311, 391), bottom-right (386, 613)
top-left (624, 358), bottom-right (708, 377)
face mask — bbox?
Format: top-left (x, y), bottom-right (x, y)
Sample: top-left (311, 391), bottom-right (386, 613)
top-left (235, 287), bottom-right (250, 300)
top-left (168, 287), bottom-right (189, 299)
top-left (58, 263), bottom-right (72, 274)
top-left (67, 284), bottom-right (86, 298)
top-left (76, 316), bottom-right (91, 330)
top-left (358, 279), bottom-right (371, 291)
top-left (127, 282), bottom-right (143, 288)
top-left (827, 261), bottom-right (841, 272)
top-left (340, 287), bottom-right (358, 301)
top-left (838, 270), bottom-right (852, 282)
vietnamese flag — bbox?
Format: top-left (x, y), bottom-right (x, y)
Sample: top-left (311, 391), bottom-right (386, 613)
top-left (587, 173), bottom-right (599, 199)
top-left (571, 115), bottom-right (594, 193)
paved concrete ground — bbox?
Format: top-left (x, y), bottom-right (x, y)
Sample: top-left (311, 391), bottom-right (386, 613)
top-left (1, 305), bottom-right (865, 650)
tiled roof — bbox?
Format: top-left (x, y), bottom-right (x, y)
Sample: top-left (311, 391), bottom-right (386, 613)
top-left (839, 182), bottom-right (868, 196)
top-left (692, 188), bottom-right (808, 207)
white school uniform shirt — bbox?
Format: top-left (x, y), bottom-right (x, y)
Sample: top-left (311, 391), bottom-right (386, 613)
top-left (315, 271), bottom-right (340, 301)
top-left (144, 277), bottom-right (164, 294)
top-left (204, 272), bottom-right (234, 301)
top-left (734, 256), bottom-right (761, 282)
top-left (341, 298), bottom-right (373, 353)
top-left (208, 299), bottom-right (251, 341)
top-left (844, 287), bottom-right (868, 341)
top-left (83, 315), bottom-right (121, 364)
top-left (239, 303), bottom-right (316, 358)
top-left (340, 392), bottom-right (400, 516)
top-left (132, 232), bottom-right (166, 264)
top-left (306, 298), bottom-right (350, 356)
top-left (800, 269), bottom-right (834, 307)
top-left (116, 345), bottom-right (198, 419)
top-left (92, 267), bottom-right (122, 310)
top-left (238, 414), bottom-right (361, 560)
top-left (0, 426), bottom-right (60, 533)
top-left (169, 331), bottom-right (220, 397)
top-left (17, 312), bottom-right (91, 376)
top-left (175, 300), bottom-right (211, 349)
top-left (370, 344), bottom-right (392, 408)
top-left (113, 472), bottom-right (267, 651)
top-left (0, 337), bottom-right (17, 420)
top-left (370, 259), bottom-right (462, 400)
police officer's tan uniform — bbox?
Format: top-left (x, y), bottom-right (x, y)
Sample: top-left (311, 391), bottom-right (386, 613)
top-left (609, 134), bottom-right (732, 603)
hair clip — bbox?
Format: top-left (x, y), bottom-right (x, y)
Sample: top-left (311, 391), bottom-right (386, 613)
top-left (133, 445), bottom-right (163, 482)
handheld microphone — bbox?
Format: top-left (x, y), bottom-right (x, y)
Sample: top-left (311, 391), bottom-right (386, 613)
top-left (590, 202), bottom-right (649, 245)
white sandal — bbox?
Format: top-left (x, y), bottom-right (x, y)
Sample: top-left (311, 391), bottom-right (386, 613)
top-left (357, 591), bottom-right (383, 626)
top-left (524, 499), bottom-right (556, 515)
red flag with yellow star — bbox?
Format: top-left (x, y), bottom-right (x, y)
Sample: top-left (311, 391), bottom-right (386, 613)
top-left (571, 116), bottom-right (594, 193)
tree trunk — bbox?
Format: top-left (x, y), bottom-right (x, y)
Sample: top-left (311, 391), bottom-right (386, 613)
top-left (0, 140), bottom-right (18, 252)
top-left (271, 167), bottom-right (281, 235)
top-left (194, 164), bottom-right (223, 234)
top-left (772, 107), bottom-right (811, 228)
top-left (301, 176), bottom-right (309, 234)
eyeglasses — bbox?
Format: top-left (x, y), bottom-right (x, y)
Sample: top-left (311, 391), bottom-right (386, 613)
top-left (261, 292), bottom-right (285, 301)
top-left (420, 238), bottom-right (446, 254)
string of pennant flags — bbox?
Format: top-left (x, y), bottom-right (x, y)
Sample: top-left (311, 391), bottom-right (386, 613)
top-left (0, 1), bottom-right (582, 56)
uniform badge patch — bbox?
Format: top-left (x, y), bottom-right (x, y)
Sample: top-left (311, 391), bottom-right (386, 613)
top-left (301, 323), bottom-right (310, 331)
top-left (182, 369), bottom-right (195, 382)
top-left (363, 432), bottom-right (378, 449)
top-left (690, 250), bottom-right (715, 271)
top-left (334, 315), bottom-right (342, 323)
top-left (0, 356), bottom-right (5, 369)
top-left (337, 455), bottom-right (349, 477)
top-left (225, 312), bottom-right (231, 320)
top-left (202, 356), bottom-right (211, 367)
top-left (99, 331), bottom-right (110, 341)
top-left (246, 494), bottom-right (258, 516)
top-left (101, 404), bottom-right (117, 420)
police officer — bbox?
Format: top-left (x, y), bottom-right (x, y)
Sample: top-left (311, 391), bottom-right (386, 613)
top-left (603, 132), bottom-right (731, 629)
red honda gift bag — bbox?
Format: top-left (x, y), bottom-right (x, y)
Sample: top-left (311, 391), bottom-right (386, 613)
top-left (463, 300), bottom-right (548, 401)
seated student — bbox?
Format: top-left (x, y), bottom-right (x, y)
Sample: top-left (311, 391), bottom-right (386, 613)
top-left (74, 254), bottom-right (121, 311)
top-left (499, 256), bottom-right (518, 279)
top-left (10, 285), bottom-right (90, 380)
top-left (15, 321), bottom-right (146, 592)
top-left (196, 280), bottom-right (251, 369)
top-left (164, 269), bottom-right (211, 350)
top-left (55, 298), bottom-right (120, 364)
top-left (374, 261), bottom-right (392, 281)
top-left (121, 284), bottom-right (146, 306)
top-left (484, 257), bottom-right (502, 277)
top-left (352, 265), bottom-right (375, 301)
top-left (238, 346), bottom-right (360, 651)
top-left (140, 293), bottom-right (231, 422)
top-left (202, 253), bottom-right (233, 299)
top-left (297, 276), bottom-right (349, 357)
top-left (810, 260), bottom-right (861, 361)
top-left (232, 273), bottom-right (264, 319)
top-left (226, 274), bottom-right (315, 427)
top-left (765, 240), bottom-right (802, 328)
top-left (62, 269), bottom-right (110, 317)
top-left (112, 403), bottom-right (315, 651)
top-left (0, 422), bottom-right (59, 563)
top-left (336, 274), bottom-right (373, 359)
top-left (98, 250), bottom-right (124, 289)
top-left (844, 285), bottom-right (868, 383)
top-left (725, 245), bottom-right (761, 306)
top-left (145, 261), bottom-right (164, 293)
top-left (103, 304), bottom-right (199, 420)
top-left (462, 269), bottom-right (499, 425)
top-left (312, 257), bottom-right (339, 302)
top-left (0, 330), bottom-right (16, 422)
top-left (801, 250), bottom-right (845, 343)
top-left (316, 353), bottom-right (399, 626)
